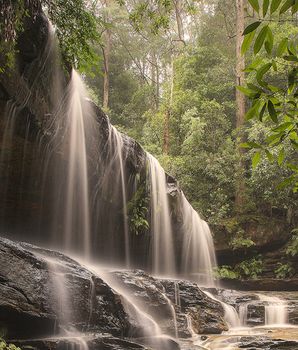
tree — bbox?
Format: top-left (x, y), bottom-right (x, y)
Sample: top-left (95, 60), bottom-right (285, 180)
top-left (240, 0), bottom-right (298, 191)
top-left (235, 0), bottom-right (246, 210)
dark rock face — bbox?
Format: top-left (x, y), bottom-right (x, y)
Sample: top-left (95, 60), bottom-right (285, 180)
top-left (0, 237), bottom-right (135, 340)
top-left (108, 270), bottom-right (228, 337)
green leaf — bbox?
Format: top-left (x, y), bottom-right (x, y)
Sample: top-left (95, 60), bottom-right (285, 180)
top-left (265, 149), bottom-right (274, 162)
top-left (276, 38), bottom-right (288, 57)
top-left (247, 83), bottom-right (264, 92)
top-left (240, 142), bottom-right (262, 148)
top-left (278, 148), bottom-right (285, 165)
top-left (252, 151), bottom-right (261, 168)
top-left (270, 0), bottom-right (283, 13)
top-left (268, 100), bottom-right (278, 123)
top-left (265, 27), bottom-right (274, 54)
top-left (284, 55), bottom-right (298, 62)
top-left (277, 175), bottom-right (295, 189)
top-left (256, 62), bottom-right (272, 86)
top-left (263, 0), bottom-right (270, 15)
top-left (245, 102), bottom-right (259, 120)
top-left (280, 0), bottom-right (295, 14)
top-left (243, 21), bottom-right (261, 35)
top-left (292, 1), bottom-right (298, 13)
top-left (288, 41), bottom-right (297, 55)
top-left (254, 26), bottom-right (269, 54)
top-left (237, 85), bottom-right (260, 97)
top-left (259, 102), bottom-right (267, 121)
top-left (248, 0), bottom-right (260, 12)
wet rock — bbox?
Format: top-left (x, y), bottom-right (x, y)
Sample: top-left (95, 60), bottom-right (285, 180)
top-left (159, 279), bottom-right (228, 335)
top-left (13, 334), bottom-right (148, 350)
top-left (0, 237), bottom-right (136, 339)
top-left (238, 336), bottom-right (298, 349)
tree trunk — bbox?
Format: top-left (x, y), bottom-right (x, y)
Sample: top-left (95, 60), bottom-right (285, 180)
top-left (102, 29), bottom-right (111, 109)
top-left (235, 0), bottom-right (246, 210)
top-left (163, 59), bottom-right (174, 154)
top-left (174, 0), bottom-right (184, 42)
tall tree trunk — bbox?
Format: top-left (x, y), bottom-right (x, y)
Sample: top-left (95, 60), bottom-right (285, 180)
top-left (163, 59), bottom-right (174, 154)
top-left (235, 0), bottom-right (246, 210)
top-left (102, 29), bottom-right (111, 109)
top-left (174, 0), bottom-right (184, 42)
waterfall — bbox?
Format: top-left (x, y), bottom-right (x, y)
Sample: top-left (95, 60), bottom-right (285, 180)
top-left (105, 125), bottom-right (130, 267)
top-left (204, 290), bottom-right (241, 329)
top-left (258, 294), bottom-right (288, 326)
top-left (147, 153), bottom-right (176, 276)
top-left (61, 70), bottom-right (92, 258)
top-left (180, 193), bottom-right (217, 286)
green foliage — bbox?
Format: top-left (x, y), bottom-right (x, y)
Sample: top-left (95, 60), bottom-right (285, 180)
top-left (229, 235), bottom-right (256, 250)
top-left (241, 0), bottom-right (298, 191)
top-left (45, 0), bottom-right (101, 70)
top-left (0, 0), bottom-right (101, 73)
top-left (275, 262), bottom-right (295, 278)
top-left (215, 256), bottom-right (263, 280)
top-left (0, 339), bottom-right (21, 350)
top-left (235, 256), bottom-right (263, 279)
top-left (127, 175), bottom-right (149, 235)
top-left (286, 228), bottom-right (298, 256)
top-left (0, 0), bottom-right (27, 73)
top-left (214, 265), bottom-right (239, 279)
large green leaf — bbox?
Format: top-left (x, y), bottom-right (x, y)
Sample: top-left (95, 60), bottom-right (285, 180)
top-left (242, 31), bottom-right (256, 55)
top-left (265, 26), bottom-right (274, 54)
top-left (256, 62), bottom-right (272, 86)
top-left (254, 26), bottom-right (269, 54)
top-left (278, 148), bottom-right (285, 165)
top-left (280, 0), bottom-right (295, 14)
top-left (268, 100), bottom-right (278, 123)
top-left (248, 0), bottom-right (260, 12)
top-left (277, 38), bottom-right (288, 56)
top-left (252, 151), bottom-right (261, 168)
top-left (263, 0), bottom-right (270, 15)
top-left (243, 21), bottom-right (261, 35)
top-left (271, 0), bottom-right (283, 13)
top-left (245, 101), bottom-right (260, 120)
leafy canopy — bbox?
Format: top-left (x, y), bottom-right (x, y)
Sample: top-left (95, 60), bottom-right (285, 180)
top-left (240, 0), bottom-right (298, 191)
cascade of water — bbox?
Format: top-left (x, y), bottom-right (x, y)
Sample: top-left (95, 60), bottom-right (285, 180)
top-left (81, 264), bottom-right (164, 341)
top-left (61, 70), bottom-right (92, 258)
top-left (40, 253), bottom-right (92, 350)
top-left (180, 193), bottom-right (217, 286)
top-left (106, 125), bottom-right (130, 267)
top-left (147, 153), bottom-right (176, 276)
top-left (238, 303), bottom-right (248, 326)
top-left (258, 294), bottom-right (288, 326)
top-left (204, 290), bottom-right (241, 329)
top-left (222, 303), bottom-right (241, 329)
top-left (45, 257), bottom-right (72, 327)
